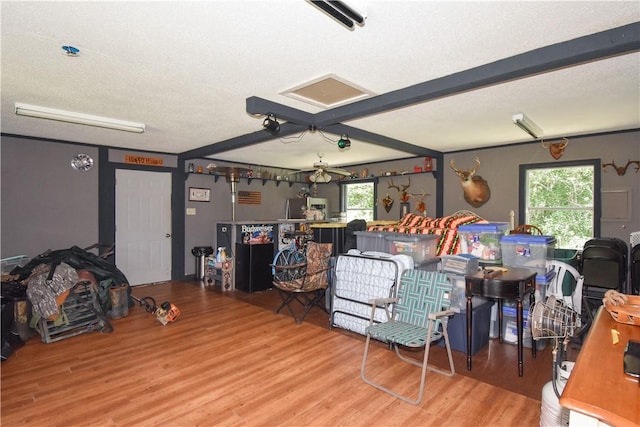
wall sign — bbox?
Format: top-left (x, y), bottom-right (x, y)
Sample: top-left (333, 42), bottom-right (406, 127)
top-left (189, 187), bottom-right (210, 202)
top-left (125, 154), bottom-right (164, 166)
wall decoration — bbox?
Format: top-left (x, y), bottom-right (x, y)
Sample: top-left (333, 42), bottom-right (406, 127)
top-left (238, 190), bottom-right (261, 205)
top-left (387, 176), bottom-right (411, 202)
top-left (70, 153), bottom-right (94, 171)
top-left (541, 137), bottom-right (569, 160)
top-left (410, 190), bottom-right (430, 216)
top-left (602, 159), bottom-right (640, 176)
top-left (449, 157), bottom-right (491, 208)
top-left (381, 194), bottom-right (394, 213)
top-left (189, 187), bottom-right (210, 202)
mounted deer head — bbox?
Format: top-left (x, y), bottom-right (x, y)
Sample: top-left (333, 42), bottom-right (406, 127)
top-left (541, 137), bottom-right (569, 160)
top-left (388, 176), bottom-right (411, 203)
top-left (603, 159), bottom-right (640, 176)
top-left (410, 190), bottom-right (430, 215)
top-left (450, 157), bottom-right (491, 208)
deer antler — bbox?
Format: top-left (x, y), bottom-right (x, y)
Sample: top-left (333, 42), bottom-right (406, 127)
top-left (541, 137), bottom-right (569, 149)
top-left (451, 158), bottom-right (480, 176)
top-left (450, 159), bottom-right (459, 174)
top-left (469, 157), bottom-right (480, 175)
top-left (388, 177), bottom-right (411, 202)
top-left (603, 160), bottom-right (640, 176)
top-left (401, 176), bottom-right (411, 191)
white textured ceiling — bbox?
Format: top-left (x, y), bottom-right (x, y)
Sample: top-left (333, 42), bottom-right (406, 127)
top-left (1, 1), bottom-right (639, 171)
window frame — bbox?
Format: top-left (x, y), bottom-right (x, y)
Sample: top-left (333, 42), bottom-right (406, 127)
top-left (338, 178), bottom-right (377, 221)
top-left (518, 159), bottom-right (601, 243)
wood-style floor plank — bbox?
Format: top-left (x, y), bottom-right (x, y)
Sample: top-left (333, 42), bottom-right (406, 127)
top-left (2, 281), bottom-right (543, 426)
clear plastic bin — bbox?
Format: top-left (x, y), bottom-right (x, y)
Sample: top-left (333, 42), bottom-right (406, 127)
top-left (501, 235), bottom-right (556, 277)
top-left (502, 300), bottom-right (546, 350)
top-left (458, 223), bottom-right (509, 263)
top-left (385, 234), bottom-right (438, 264)
top-left (354, 231), bottom-right (393, 253)
top-left (440, 254), bottom-right (479, 275)
top-left (1, 255), bottom-right (30, 275)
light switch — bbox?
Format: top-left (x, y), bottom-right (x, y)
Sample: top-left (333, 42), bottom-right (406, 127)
top-left (186, 208), bottom-right (196, 215)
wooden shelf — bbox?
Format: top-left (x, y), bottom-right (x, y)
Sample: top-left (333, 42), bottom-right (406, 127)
top-left (186, 172), bottom-right (303, 187)
top-left (341, 170), bottom-right (437, 183)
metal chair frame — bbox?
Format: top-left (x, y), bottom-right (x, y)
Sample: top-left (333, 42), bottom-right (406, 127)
top-left (360, 269), bottom-right (455, 405)
top-left (271, 241), bottom-right (333, 324)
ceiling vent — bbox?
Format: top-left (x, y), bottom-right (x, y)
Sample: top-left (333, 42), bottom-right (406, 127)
top-left (281, 74), bottom-right (373, 108)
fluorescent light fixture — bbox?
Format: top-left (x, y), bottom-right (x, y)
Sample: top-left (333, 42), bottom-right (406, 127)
top-left (512, 113), bottom-right (543, 139)
top-left (310, 1), bottom-right (365, 29)
top-left (14, 103), bottom-right (145, 133)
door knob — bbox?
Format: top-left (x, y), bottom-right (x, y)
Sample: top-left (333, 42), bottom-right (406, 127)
top-left (165, 233), bottom-right (171, 238)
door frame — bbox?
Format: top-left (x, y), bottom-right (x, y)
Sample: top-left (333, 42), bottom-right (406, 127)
top-left (98, 147), bottom-right (186, 280)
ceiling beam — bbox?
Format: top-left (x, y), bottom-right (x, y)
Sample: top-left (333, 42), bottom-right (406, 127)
top-left (179, 122), bottom-right (308, 160)
top-left (184, 22), bottom-right (639, 162)
top-left (323, 123), bottom-right (441, 157)
top-left (246, 96), bottom-right (315, 125)
top-left (245, 96), bottom-right (435, 157)
top-left (314, 22), bottom-right (640, 124)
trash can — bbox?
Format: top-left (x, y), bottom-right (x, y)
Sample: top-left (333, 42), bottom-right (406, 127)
top-left (192, 246), bottom-right (214, 280)
top-left (553, 248), bottom-right (579, 295)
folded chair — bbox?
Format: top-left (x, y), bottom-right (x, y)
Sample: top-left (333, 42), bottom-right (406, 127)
top-left (509, 224), bottom-right (543, 235)
top-left (546, 260), bottom-right (584, 321)
top-left (272, 241), bottom-right (333, 324)
top-left (361, 269), bottom-right (455, 405)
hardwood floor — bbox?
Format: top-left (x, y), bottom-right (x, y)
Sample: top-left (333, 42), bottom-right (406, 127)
top-left (1, 280), bottom-right (555, 426)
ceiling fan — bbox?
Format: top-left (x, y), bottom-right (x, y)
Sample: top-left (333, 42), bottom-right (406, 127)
top-left (303, 153), bottom-right (353, 183)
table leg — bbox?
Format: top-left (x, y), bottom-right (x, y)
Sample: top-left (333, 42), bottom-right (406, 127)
top-left (530, 291), bottom-right (537, 359)
top-left (498, 299), bottom-right (503, 343)
top-left (517, 297), bottom-right (524, 377)
top-left (466, 294), bottom-right (473, 371)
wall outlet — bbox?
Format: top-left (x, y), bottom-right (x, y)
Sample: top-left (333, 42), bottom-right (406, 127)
top-left (186, 208), bottom-right (196, 215)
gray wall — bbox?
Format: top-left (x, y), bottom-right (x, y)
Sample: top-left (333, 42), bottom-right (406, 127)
top-left (440, 132), bottom-right (640, 244)
top-left (1, 136), bottom-right (99, 257)
top-left (2, 131), bottom-right (638, 277)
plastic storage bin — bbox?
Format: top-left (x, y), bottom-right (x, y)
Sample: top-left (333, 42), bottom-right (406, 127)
top-left (354, 231), bottom-right (393, 253)
top-left (502, 301), bottom-right (546, 350)
top-left (440, 254), bottom-right (479, 275)
top-left (458, 223), bottom-right (509, 264)
top-left (440, 301), bottom-right (494, 355)
top-left (385, 234), bottom-right (438, 266)
top-left (1, 255), bottom-right (30, 275)
top-left (501, 235), bottom-right (556, 279)
top-left (535, 270), bottom-right (556, 302)
top-left (447, 273), bottom-right (491, 313)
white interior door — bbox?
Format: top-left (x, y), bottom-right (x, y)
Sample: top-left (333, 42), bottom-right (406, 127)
top-left (115, 169), bottom-right (172, 286)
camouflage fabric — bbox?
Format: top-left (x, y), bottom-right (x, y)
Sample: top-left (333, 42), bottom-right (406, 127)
top-left (26, 262), bottom-right (78, 319)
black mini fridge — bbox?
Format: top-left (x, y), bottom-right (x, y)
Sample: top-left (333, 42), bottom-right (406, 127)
top-left (235, 242), bottom-right (274, 293)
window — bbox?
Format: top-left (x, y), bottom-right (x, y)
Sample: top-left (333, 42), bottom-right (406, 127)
top-left (339, 180), bottom-right (376, 222)
top-left (520, 160), bottom-right (600, 250)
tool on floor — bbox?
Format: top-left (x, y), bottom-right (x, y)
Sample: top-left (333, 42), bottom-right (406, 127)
top-left (131, 295), bottom-right (180, 325)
